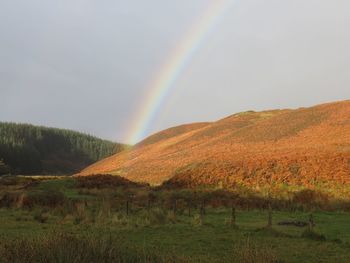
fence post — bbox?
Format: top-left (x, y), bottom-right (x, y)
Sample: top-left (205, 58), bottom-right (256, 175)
top-left (308, 213), bottom-right (315, 231)
top-left (147, 198), bottom-right (151, 212)
top-left (200, 201), bottom-right (205, 225)
top-left (126, 200), bottom-right (129, 216)
top-left (231, 202), bottom-right (236, 227)
top-left (173, 199), bottom-right (177, 216)
top-left (202, 200), bottom-right (206, 215)
top-left (267, 204), bottom-right (272, 228)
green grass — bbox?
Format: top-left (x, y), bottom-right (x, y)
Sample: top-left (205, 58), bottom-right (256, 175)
top-left (34, 177), bottom-right (95, 200)
top-left (1, 176), bottom-right (350, 262)
top-left (0, 208), bottom-right (349, 262)
top-left (110, 210), bottom-right (350, 262)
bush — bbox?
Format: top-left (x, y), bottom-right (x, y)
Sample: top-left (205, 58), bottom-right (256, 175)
top-left (23, 190), bottom-right (66, 208)
top-left (292, 189), bottom-right (329, 209)
top-left (75, 174), bottom-right (146, 189)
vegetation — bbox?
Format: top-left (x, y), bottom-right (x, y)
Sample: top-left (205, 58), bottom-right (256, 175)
top-left (0, 232), bottom-right (192, 263)
top-left (79, 100), bottom-right (350, 190)
top-left (0, 175), bottom-right (350, 262)
top-left (0, 160), bottom-right (10, 176)
top-left (0, 122), bottom-right (126, 175)
top-left (75, 174), bottom-right (146, 189)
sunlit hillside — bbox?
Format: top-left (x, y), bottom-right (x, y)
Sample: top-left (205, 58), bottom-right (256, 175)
top-left (79, 100), bottom-right (350, 190)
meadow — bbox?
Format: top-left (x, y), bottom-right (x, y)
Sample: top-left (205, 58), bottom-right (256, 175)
top-left (0, 175), bottom-right (350, 263)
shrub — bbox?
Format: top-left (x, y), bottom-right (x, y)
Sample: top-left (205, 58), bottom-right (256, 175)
top-left (75, 174), bottom-right (146, 189)
top-left (23, 190), bottom-right (66, 208)
top-left (292, 189), bottom-right (329, 209)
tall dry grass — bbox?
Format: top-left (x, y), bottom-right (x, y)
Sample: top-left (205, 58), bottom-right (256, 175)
top-left (0, 232), bottom-right (189, 263)
top-left (232, 239), bottom-right (280, 263)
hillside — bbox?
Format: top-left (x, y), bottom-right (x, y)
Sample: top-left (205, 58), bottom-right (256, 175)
top-left (0, 123), bottom-right (126, 175)
top-left (79, 100), bottom-right (350, 189)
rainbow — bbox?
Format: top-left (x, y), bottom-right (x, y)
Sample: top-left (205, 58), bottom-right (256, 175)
top-left (126, 0), bottom-right (236, 144)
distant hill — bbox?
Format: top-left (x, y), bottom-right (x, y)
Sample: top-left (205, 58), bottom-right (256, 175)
top-left (0, 123), bottom-right (126, 175)
top-left (79, 100), bottom-right (350, 190)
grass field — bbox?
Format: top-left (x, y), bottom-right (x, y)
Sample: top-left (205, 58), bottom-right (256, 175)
top-left (0, 176), bottom-right (350, 263)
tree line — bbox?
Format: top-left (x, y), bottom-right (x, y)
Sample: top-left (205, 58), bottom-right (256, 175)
top-left (0, 122), bottom-right (126, 175)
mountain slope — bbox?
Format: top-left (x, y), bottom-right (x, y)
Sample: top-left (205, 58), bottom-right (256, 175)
top-left (137, 122), bottom-right (210, 147)
top-left (0, 123), bottom-right (126, 175)
top-left (79, 100), bottom-right (350, 188)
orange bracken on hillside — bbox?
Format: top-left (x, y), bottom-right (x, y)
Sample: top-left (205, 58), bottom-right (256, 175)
top-left (78, 100), bottom-right (350, 189)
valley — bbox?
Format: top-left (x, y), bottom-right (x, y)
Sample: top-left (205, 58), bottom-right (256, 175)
top-left (1, 101), bottom-right (350, 262)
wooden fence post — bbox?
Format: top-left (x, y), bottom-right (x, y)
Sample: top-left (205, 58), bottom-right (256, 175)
top-left (267, 204), bottom-right (272, 228)
top-left (199, 201), bottom-right (205, 225)
top-left (308, 213), bottom-right (315, 231)
top-left (231, 203), bottom-right (236, 227)
top-left (147, 198), bottom-right (151, 212)
top-left (173, 199), bottom-right (177, 216)
top-left (126, 200), bottom-right (130, 216)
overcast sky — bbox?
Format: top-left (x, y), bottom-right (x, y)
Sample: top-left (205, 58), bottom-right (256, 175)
top-left (1, 0), bottom-right (350, 143)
